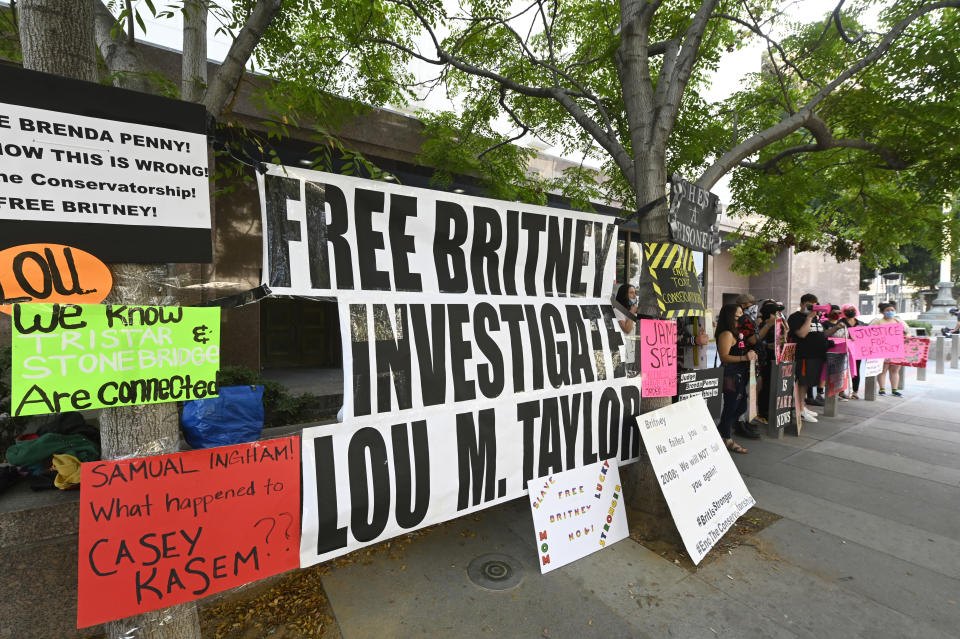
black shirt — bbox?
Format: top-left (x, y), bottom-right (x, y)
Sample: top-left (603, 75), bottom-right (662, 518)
top-left (787, 310), bottom-right (828, 359)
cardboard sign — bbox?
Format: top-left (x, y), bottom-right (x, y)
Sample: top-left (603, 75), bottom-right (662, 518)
top-left (826, 352), bottom-right (848, 398)
top-left (848, 324), bottom-right (905, 360)
top-left (643, 242), bottom-right (705, 318)
top-left (888, 337), bottom-right (930, 368)
top-left (77, 438), bottom-right (301, 627)
top-left (529, 460), bottom-right (628, 573)
top-left (747, 360), bottom-right (758, 422)
top-left (11, 303), bottom-right (220, 416)
top-left (668, 175), bottom-right (720, 253)
top-left (860, 358), bottom-right (884, 377)
top-left (677, 367), bottom-right (722, 422)
top-left (636, 397), bottom-right (756, 564)
top-left (0, 66), bottom-right (211, 262)
top-left (640, 319), bottom-right (677, 397)
top-left (768, 361), bottom-right (795, 431)
top-left (0, 243), bottom-right (112, 314)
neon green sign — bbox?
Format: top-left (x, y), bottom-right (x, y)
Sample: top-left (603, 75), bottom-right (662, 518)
top-left (11, 303), bottom-right (220, 416)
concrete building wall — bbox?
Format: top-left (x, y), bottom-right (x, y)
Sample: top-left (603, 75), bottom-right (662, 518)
top-left (705, 251), bottom-right (750, 313)
top-left (790, 252), bottom-right (860, 310)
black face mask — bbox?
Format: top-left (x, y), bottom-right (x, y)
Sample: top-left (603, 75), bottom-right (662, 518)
top-left (844, 310), bottom-right (856, 319)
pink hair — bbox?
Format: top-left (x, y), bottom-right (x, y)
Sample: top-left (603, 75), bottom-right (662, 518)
top-left (840, 304), bottom-right (858, 317)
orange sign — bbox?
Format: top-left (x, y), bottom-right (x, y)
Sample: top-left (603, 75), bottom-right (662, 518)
top-left (0, 243), bottom-right (112, 314)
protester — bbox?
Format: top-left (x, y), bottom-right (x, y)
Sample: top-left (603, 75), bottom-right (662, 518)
top-left (715, 303), bottom-right (757, 454)
top-left (756, 299), bottom-right (788, 422)
top-left (735, 294), bottom-right (776, 438)
top-left (787, 293), bottom-right (842, 423)
top-left (941, 307), bottom-right (959, 336)
top-left (871, 302), bottom-right (911, 397)
top-left (835, 304), bottom-right (865, 399)
top-left (614, 283), bottom-right (640, 375)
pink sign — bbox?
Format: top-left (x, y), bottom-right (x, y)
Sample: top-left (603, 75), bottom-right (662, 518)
top-left (640, 319), bottom-right (677, 397)
top-left (848, 324), bottom-right (905, 360)
top-left (888, 337), bottom-right (930, 368)
top-left (828, 338), bottom-right (859, 378)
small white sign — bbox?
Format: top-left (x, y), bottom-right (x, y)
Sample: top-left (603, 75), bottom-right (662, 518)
top-left (529, 459), bottom-right (629, 574)
top-left (861, 358), bottom-right (884, 377)
top-left (637, 397), bottom-right (756, 565)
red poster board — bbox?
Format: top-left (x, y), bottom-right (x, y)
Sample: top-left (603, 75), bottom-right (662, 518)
top-left (887, 337), bottom-right (930, 368)
top-left (640, 319), bottom-right (677, 397)
top-left (77, 437), bottom-right (301, 628)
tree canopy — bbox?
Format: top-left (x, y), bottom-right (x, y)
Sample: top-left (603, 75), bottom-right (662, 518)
top-left (381, 0), bottom-right (960, 274)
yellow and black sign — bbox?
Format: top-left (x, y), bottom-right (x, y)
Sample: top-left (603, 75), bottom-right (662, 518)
top-left (643, 242), bottom-right (705, 318)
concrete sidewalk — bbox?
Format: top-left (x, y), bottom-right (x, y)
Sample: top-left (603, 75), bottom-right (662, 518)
top-left (319, 366), bottom-right (960, 638)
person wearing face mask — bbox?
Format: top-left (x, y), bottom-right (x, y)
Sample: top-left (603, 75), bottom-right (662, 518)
top-left (734, 294), bottom-right (775, 438)
top-left (614, 283), bottom-right (641, 376)
top-left (835, 304), bottom-right (866, 399)
top-left (870, 302), bottom-right (912, 397)
top-left (715, 303), bottom-right (757, 454)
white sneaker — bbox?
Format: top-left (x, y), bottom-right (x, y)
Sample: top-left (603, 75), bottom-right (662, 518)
top-left (802, 409), bottom-right (818, 422)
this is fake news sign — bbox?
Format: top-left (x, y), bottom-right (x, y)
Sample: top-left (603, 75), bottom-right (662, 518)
top-left (11, 303), bottom-right (220, 416)
top-left (78, 438), bottom-right (301, 628)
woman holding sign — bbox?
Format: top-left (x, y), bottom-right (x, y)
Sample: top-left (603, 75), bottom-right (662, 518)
top-left (870, 302), bottom-right (912, 397)
top-left (715, 303), bottom-right (757, 454)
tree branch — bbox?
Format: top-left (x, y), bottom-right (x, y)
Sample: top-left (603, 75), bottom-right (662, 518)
top-left (381, 0), bottom-right (634, 187)
top-left (711, 10), bottom-right (820, 88)
top-left (478, 87), bottom-right (530, 160)
top-left (697, 0), bottom-right (960, 188)
top-left (653, 0), bottom-right (722, 149)
top-left (202, 0), bottom-right (283, 117)
top-left (93, 0), bottom-right (152, 92)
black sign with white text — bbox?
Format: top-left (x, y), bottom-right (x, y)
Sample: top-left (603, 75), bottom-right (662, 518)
top-left (668, 175), bottom-right (719, 253)
top-left (677, 367), bottom-right (722, 422)
top-left (768, 361), bottom-right (796, 431)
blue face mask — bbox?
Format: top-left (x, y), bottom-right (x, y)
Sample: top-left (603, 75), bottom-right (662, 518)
top-left (884, 310), bottom-right (896, 319)
top-left (628, 296), bottom-right (637, 305)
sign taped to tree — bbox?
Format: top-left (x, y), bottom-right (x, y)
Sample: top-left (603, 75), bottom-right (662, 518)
top-left (0, 243), bottom-right (112, 314)
top-left (640, 319), bottom-right (677, 397)
top-left (258, 167), bottom-right (644, 568)
top-left (668, 175), bottom-right (720, 253)
top-left (11, 303), bottom-right (220, 416)
top-left (677, 367), bottom-right (722, 422)
top-left (637, 397), bottom-right (755, 565)
top-left (0, 66), bottom-right (211, 262)
top-left (77, 437), bottom-right (301, 628)
top-left (643, 242), bottom-right (705, 318)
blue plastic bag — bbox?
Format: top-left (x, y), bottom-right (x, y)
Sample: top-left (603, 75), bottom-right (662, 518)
top-left (181, 385), bottom-right (264, 449)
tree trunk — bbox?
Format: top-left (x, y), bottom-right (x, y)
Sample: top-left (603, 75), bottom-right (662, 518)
top-left (181, 0), bottom-right (207, 102)
top-left (19, 3), bottom-right (201, 637)
top-left (622, 159), bottom-right (683, 546)
top-left (19, 0), bottom-right (97, 82)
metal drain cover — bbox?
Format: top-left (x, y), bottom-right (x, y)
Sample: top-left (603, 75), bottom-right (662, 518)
top-left (467, 553), bottom-right (524, 591)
